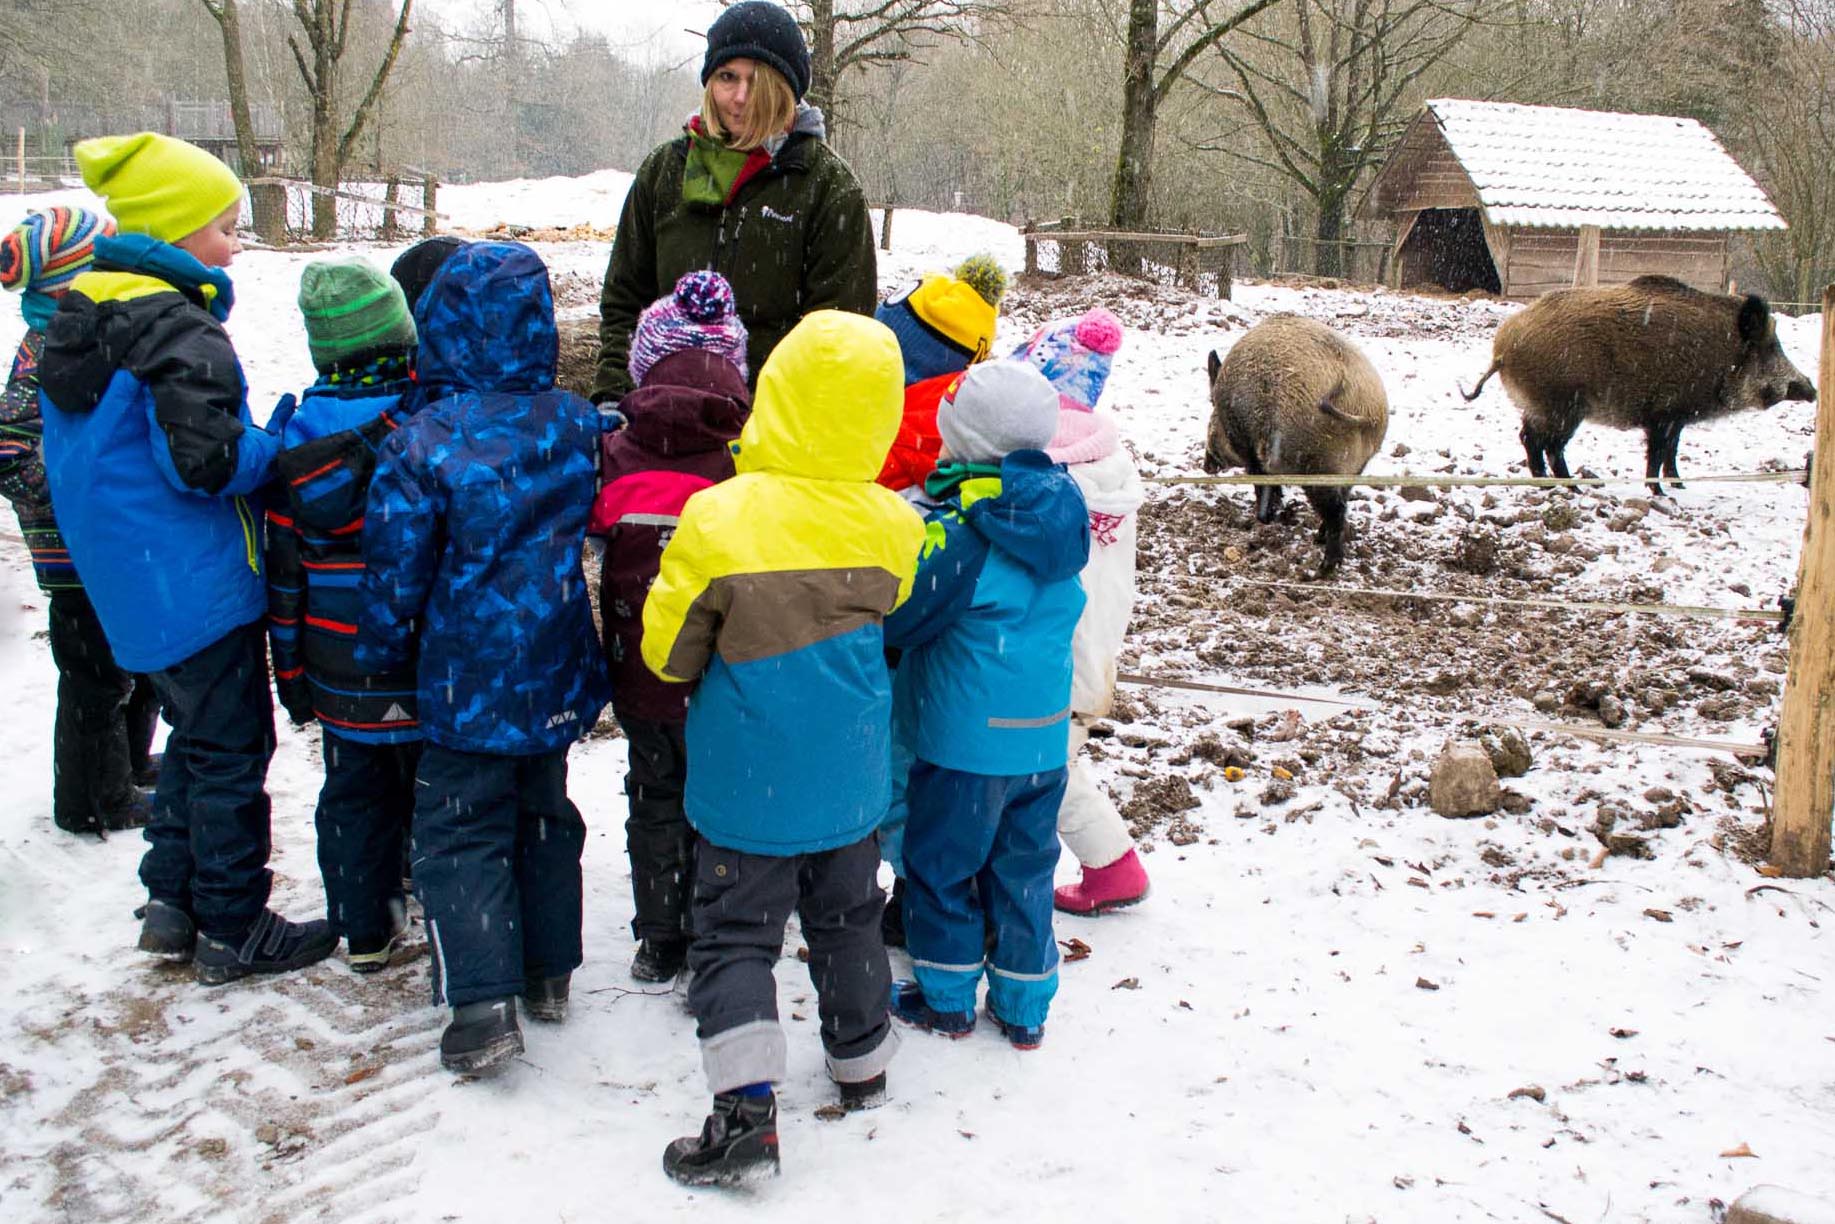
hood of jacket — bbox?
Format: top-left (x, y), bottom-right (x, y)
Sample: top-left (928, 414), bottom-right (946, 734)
top-left (733, 310), bottom-right (901, 482)
top-left (966, 449), bottom-right (1089, 583)
top-left (414, 241), bottom-right (557, 396)
top-left (620, 349), bottom-right (751, 455)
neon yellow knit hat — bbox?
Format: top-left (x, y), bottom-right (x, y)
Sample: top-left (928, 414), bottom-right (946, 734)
top-left (74, 132), bottom-right (244, 244)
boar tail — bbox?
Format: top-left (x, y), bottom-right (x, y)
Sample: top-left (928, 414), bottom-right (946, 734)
top-left (1317, 376), bottom-right (1363, 423)
top-left (1460, 361), bottom-right (1500, 402)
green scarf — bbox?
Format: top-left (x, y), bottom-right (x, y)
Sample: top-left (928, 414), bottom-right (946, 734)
top-left (683, 124), bottom-right (754, 208)
top-left (923, 460), bottom-right (1003, 503)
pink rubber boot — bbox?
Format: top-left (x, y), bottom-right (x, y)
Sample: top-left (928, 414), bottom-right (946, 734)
top-left (1053, 848), bottom-right (1150, 916)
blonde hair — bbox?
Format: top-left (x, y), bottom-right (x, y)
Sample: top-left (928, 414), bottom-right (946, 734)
top-left (701, 60), bottom-right (797, 152)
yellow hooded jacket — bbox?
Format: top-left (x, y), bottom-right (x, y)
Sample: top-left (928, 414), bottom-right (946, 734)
top-left (643, 310), bottom-right (925, 855)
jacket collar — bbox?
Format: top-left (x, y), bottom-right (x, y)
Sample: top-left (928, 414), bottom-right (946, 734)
top-left (92, 233), bottom-right (235, 321)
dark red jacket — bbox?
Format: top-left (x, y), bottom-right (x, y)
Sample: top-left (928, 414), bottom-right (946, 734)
top-left (591, 349), bottom-right (750, 723)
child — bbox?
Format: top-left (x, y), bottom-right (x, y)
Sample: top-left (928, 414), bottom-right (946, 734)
top-left (37, 133), bottom-right (335, 983)
top-left (644, 310), bottom-right (924, 1185)
top-left (884, 360), bottom-right (1090, 1049)
top-left (589, 270), bottom-right (750, 984)
top-left (358, 241), bottom-right (610, 1076)
top-left (1012, 308), bottom-right (1152, 915)
top-left (870, 253), bottom-right (1005, 946)
top-left (388, 234), bottom-right (466, 317)
top-left (267, 257), bottom-right (422, 972)
top-left (1, 204), bottom-right (162, 836)
top-left (873, 253), bottom-right (1006, 492)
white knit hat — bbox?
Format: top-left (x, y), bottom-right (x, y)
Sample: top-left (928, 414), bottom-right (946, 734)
top-left (936, 361), bottom-right (1061, 464)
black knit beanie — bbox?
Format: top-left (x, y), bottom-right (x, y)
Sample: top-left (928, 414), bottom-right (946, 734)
top-left (389, 235), bottom-right (466, 316)
top-left (701, 2), bottom-right (811, 101)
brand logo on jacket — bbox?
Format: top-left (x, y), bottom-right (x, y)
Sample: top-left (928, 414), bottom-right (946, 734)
top-left (545, 710), bottom-right (580, 729)
top-left (761, 206), bottom-right (797, 224)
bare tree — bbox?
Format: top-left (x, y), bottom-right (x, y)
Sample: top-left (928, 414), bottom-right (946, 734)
top-left (1196, 0), bottom-right (1491, 275)
top-left (286, 0), bottom-right (415, 238)
top-left (737, 0), bottom-right (1015, 130)
top-left (1109, 0), bottom-right (1284, 232)
top-left (196, 0), bottom-right (287, 242)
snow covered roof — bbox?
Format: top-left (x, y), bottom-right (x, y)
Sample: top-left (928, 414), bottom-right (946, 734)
top-left (1425, 98), bottom-right (1785, 232)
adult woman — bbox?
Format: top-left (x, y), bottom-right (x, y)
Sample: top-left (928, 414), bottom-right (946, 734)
top-left (592, 1), bottom-right (877, 404)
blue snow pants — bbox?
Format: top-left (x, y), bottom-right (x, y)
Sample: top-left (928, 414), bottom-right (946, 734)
top-left (903, 761), bottom-right (1067, 1028)
top-left (138, 619), bottom-right (276, 941)
top-left (414, 744), bottom-right (585, 1008)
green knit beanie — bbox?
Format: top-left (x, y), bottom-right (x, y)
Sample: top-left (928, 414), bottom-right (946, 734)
top-left (298, 256), bottom-right (416, 370)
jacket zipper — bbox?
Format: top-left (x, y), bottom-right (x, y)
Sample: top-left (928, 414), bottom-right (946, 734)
top-left (235, 495), bottom-right (259, 573)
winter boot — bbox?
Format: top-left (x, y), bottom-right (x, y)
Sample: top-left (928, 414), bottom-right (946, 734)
top-left (836, 1072), bottom-right (887, 1112)
top-left (985, 1001), bottom-right (1045, 1051)
top-left (1053, 847), bottom-right (1150, 917)
top-left (880, 877), bottom-right (907, 949)
top-left (58, 792), bottom-right (153, 837)
top-left (889, 979), bottom-right (975, 1039)
top-left (194, 910), bottom-right (339, 986)
top-left (662, 1089), bottom-right (780, 1186)
top-left (522, 973), bottom-right (571, 1023)
top-left (136, 899), bottom-right (197, 962)
top-left (441, 998), bottom-right (524, 1075)
top-left (346, 896), bottom-right (409, 974)
top-left (631, 937), bottom-right (688, 983)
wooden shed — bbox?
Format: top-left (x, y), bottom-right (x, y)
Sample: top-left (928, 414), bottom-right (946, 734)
top-left (1358, 99), bottom-right (1785, 299)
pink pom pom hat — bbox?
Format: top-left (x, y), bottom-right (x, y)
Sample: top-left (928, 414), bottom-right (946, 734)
top-left (1011, 306), bottom-right (1122, 413)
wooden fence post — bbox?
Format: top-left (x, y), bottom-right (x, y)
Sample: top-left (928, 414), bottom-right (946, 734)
top-left (1061, 214), bottom-right (1084, 277)
top-left (879, 205), bottom-right (894, 253)
top-left (1771, 284), bottom-right (1835, 877)
top-left (1573, 224), bottom-right (1601, 287)
top-left (421, 176), bottom-right (438, 237)
top-left (1023, 221), bottom-right (1038, 278)
top-left (380, 175), bottom-right (401, 242)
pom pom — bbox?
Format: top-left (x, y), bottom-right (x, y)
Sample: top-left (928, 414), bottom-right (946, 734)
top-left (953, 253), bottom-right (1008, 307)
top-left (1074, 307), bottom-right (1123, 356)
top-left (673, 270), bottom-right (736, 324)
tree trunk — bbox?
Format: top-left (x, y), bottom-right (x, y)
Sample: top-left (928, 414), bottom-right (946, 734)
top-left (805, 0), bottom-right (840, 126)
top-left (200, 0), bottom-right (284, 243)
top-left (1109, 0), bottom-right (1158, 232)
top-left (1314, 203), bottom-right (1345, 278)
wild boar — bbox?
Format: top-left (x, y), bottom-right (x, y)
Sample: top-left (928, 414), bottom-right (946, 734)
top-left (1463, 276), bottom-right (1816, 494)
top-left (1204, 315), bottom-right (1390, 576)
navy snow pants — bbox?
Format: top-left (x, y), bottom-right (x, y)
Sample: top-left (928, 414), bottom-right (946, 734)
top-left (414, 744), bottom-right (585, 1009)
top-left (137, 620), bottom-right (277, 940)
top-left (316, 731), bottom-right (417, 947)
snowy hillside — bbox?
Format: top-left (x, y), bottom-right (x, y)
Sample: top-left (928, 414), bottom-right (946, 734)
top-left (0, 172), bottom-right (1830, 1224)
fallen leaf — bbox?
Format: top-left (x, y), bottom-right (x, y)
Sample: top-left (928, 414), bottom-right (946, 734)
top-left (1112, 977), bottom-right (1140, 990)
top-left (1625, 1070), bottom-right (1648, 1083)
top-left (795, 946), bottom-right (811, 962)
top-left (1271, 766), bottom-right (1293, 781)
top-left (1757, 864), bottom-right (1784, 878)
top-left (1407, 877), bottom-right (1431, 890)
top-left (1223, 766), bottom-right (1245, 782)
top-left (1508, 1085), bottom-right (1546, 1102)
top-left (1058, 937), bottom-right (1092, 962)
top-left (1588, 846), bottom-right (1610, 871)
top-left (1644, 908), bottom-right (1674, 923)
top-left (1393, 1174), bottom-right (1415, 1189)
top-left (813, 1103), bottom-right (847, 1122)
top-left (1178, 1000), bottom-right (1194, 1010)
top-left (1719, 1142), bottom-right (1756, 1158)
top-left (1609, 1027), bottom-right (1639, 1039)
top-left (1373, 855), bottom-right (1395, 867)
top-left (343, 1065), bottom-right (381, 1086)
top-left (958, 1130), bottom-right (977, 1140)
top-left (1416, 977), bottom-right (1440, 991)
top-left (1472, 911), bottom-right (1496, 919)
top-left (1513, 913), bottom-right (1528, 923)
top-left (790, 1012), bottom-right (806, 1022)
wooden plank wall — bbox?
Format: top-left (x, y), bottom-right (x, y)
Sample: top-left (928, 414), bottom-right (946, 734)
top-left (1389, 145), bottom-right (1480, 213)
top-left (1504, 228), bottom-right (1729, 297)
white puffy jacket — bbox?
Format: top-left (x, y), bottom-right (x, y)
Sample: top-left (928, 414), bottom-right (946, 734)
top-left (1049, 412), bottom-right (1144, 718)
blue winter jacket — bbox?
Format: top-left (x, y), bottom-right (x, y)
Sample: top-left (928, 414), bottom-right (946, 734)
top-left (885, 450), bottom-right (1089, 776)
top-left (357, 242), bottom-right (610, 755)
top-left (36, 236), bottom-right (278, 672)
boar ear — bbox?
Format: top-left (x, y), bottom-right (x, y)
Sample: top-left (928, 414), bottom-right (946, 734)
top-left (1207, 350), bottom-right (1221, 382)
top-left (1737, 295), bottom-right (1772, 345)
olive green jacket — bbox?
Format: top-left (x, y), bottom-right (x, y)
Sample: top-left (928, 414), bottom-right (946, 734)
top-left (593, 115), bottom-right (878, 404)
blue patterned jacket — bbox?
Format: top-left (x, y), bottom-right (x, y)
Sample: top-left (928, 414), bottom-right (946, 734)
top-left (357, 242), bottom-right (610, 754)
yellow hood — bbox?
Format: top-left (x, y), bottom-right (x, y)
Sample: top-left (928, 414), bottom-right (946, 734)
top-left (735, 310), bottom-right (902, 482)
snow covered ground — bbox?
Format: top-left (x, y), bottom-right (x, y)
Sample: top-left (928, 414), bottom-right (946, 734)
top-left (0, 172), bottom-right (1831, 1224)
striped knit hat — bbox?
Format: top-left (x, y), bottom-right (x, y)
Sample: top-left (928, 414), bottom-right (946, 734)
top-left (298, 256), bottom-right (417, 371)
top-left (0, 206), bottom-right (113, 296)
top-left (629, 271), bottom-right (749, 385)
